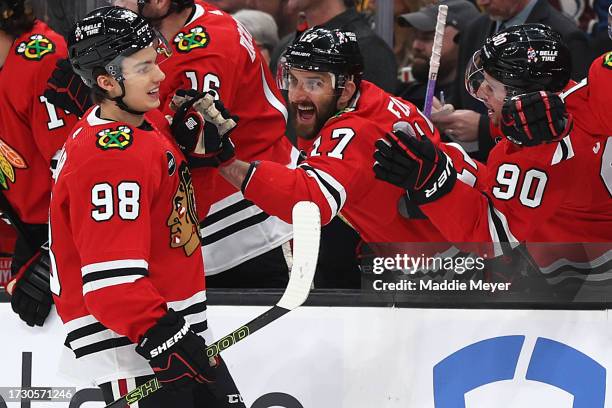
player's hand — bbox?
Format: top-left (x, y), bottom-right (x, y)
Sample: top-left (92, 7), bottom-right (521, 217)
top-left (501, 91), bottom-right (573, 146)
top-left (170, 90), bottom-right (237, 168)
top-left (136, 309), bottom-right (218, 392)
top-left (373, 127), bottom-right (456, 205)
top-left (44, 58), bottom-right (93, 118)
top-left (6, 244), bottom-right (53, 327)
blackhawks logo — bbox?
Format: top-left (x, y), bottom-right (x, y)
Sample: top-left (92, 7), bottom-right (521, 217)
top-left (96, 126), bottom-right (133, 150)
top-left (174, 26), bottom-right (210, 53)
top-left (0, 137), bottom-right (27, 190)
top-left (16, 34), bottom-right (55, 61)
top-left (603, 52), bottom-right (612, 70)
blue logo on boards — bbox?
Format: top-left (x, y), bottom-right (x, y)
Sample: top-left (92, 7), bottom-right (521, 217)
top-left (433, 336), bottom-right (606, 408)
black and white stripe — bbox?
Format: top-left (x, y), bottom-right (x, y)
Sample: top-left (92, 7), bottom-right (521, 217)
top-left (299, 164), bottom-right (347, 222)
top-left (64, 291), bottom-right (209, 359)
top-left (81, 260), bottom-right (149, 295)
top-left (485, 194), bottom-right (519, 256)
top-left (199, 191), bottom-right (292, 275)
top-left (551, 136), bottom-right (575, 166)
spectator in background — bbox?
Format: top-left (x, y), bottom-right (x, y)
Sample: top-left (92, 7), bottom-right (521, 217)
top-left (589, 2), bottom-right (612, 57)
top-left (245, 0), bottom-right (299, 38)
top-left (430, 0), bottom-right (592, 162)
top-left (396, 0), bottom-right (479, 111)
top-left (233, 9), bottom-right (279, 65)
top-left (270, 0), bottom-right (398, 93)
top-left (207, 0), bottom-right (247, 13)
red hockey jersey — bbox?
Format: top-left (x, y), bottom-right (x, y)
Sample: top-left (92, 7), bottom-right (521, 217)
top-left (50, 107), bottom-right (211, 383)
top-left (243, 80), bottom-right (481, 243)
top-left (158, 1), bottom-right (294, 273)
top-left (421, 110), bottom-right (612, 244)
top-left (563, 52), bottom-right (612, 137)
top-left (0, 21), bottom-right (78, 224)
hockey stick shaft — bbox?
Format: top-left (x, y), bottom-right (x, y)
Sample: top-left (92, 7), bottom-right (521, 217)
top-left (104, 202), bottom-right (320, 408)
top-left (423, 5), bottom-right (448, 118)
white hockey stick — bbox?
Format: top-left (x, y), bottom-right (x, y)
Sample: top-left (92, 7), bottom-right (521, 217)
top-left (104, 202), bottom-right (320, 408)
top-left (423, 4), bottom-right (448, 118)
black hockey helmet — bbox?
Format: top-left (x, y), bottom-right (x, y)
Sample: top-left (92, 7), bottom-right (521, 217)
top-left (466, 23), bottom-right (571, 100)
top-left (68, 6), bottom-right (171, 114)
top-left (280, 27), bottom-right (364, 92)
top-left (0, 0), bottom-right (34, 36)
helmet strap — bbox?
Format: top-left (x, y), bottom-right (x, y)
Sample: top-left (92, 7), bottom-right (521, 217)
top-left (111, 81), bottom-right (147, 116)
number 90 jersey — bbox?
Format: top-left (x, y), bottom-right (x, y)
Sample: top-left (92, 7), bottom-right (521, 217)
top-left (49, 107), bottom-right (211, 383)
top-left (0, 20), bottom-right (78, 224)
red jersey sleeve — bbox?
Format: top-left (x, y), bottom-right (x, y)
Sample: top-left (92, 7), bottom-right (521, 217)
top-left (244, 118), bottom-right (375, 225)
top-left (64, 149), bottom-right (167, 342)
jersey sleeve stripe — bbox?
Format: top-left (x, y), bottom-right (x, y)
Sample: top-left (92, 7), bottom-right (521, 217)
top-left (551, 136), bottom-right (575, 165)
top-left (260, 64), bottom-right (288, 123)
top-left (299, 164), bottom-right (347, 221)
top-left (82, 268), bottom-right (148, 285)
top-left (485, 194), bottom-right (519, 256)
top-left (82, 274), bottom-right (147, 296)
top-left (168, 290), bottom-right (209, 335)
top-left (81, 259), bottom-right (149, 274)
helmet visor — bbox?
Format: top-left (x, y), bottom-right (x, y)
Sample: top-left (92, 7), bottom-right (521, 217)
top-left (608, 4), bottom-right (612, 41)
top-left (465, 49), bottom-right (525, 103)
top-left (279, 64), bottom-right (340, 96)
top-left (105, 30), bottom-right (172, 82)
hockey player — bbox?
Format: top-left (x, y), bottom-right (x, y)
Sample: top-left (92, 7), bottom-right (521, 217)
top-left (0, 0), bottom-right (78, 326)
top-left (175, 27), bottom-right (481, 245)
top-left (373, 24), bottom-right (612, 246)
top-left (111, 0), bottom-right (295, 287)
top-left (50, 7), bottom-right (244, 406)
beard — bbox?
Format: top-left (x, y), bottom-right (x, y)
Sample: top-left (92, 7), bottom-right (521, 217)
top-left (411, 58), bottom-right (429, 83)
top-left (290, 96), bottom-right (338, 140)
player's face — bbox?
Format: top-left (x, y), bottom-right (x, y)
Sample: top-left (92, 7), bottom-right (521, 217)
top-left (119, 46), bottom-right (166, 112)
top-left (476, 71), bottom-right (507, 125)
top-left (287, 69), bottom-right (338, 140)
top-left (476, 0), bottom-right (524, 21)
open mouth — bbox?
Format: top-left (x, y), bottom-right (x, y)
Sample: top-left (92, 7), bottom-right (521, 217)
top-left (147, 87), bottom-right (160, 98)
top-left (296, 104), bottom-right (316, 123)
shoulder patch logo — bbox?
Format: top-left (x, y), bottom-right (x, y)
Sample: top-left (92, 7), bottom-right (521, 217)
top-left (333, 107), bottom-right (356, 118)
top-left (16, 34), bottom-right (55, 61)
top-left (603, 52), bottom-right (612, 70)
top-left (166, 151), bottom-right (176, 176)
top-left (174, 26), bottom-right (210, 53)
top-left (0, 137), bottom-right (27, 190)
top-left (96, 126), bottom-right (133, 150)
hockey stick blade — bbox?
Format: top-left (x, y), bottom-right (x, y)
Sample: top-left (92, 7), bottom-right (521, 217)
top-left (104, 201), bottom-right (320, 408)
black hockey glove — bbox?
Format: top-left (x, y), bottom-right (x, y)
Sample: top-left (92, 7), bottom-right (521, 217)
top-left (170, 89), bottom-right (237, 168)
top-left (501, 91), bottom-right (573, 147)
top-left (44, 58), bottom-right (93, 118)
top-left (6, 243), bottom-right (53, 327)
top-left (373, 128), bottom-right (456, 205)
top-left (136, 309), bottom-right (218, 392)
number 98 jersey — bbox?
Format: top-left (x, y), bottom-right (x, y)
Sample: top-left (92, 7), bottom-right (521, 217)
top-left (49, 107), bottom-right (211, 384)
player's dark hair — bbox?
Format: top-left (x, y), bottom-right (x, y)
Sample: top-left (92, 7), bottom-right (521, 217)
top-left (0, 0), bottom-right (35, 37)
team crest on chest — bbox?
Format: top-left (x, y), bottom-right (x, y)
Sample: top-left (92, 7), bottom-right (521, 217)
top-left (173, 26), bottom-right (210, 53)
top-left (166, 163), bottom-right (201, 256)
top-left (96, 126), bottom-right (133, 150)
top-left (0, 137), bottom-right (27, 190)
top-left (16, 34), bottom-right (55, 61)
top-left (603, 52), bottom-right (612, 70)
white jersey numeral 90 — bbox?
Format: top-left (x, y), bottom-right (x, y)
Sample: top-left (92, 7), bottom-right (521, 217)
top-left (91, 182), bottom-right (140, 221)
top-left (493, 164), bottom-right (548, 208)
